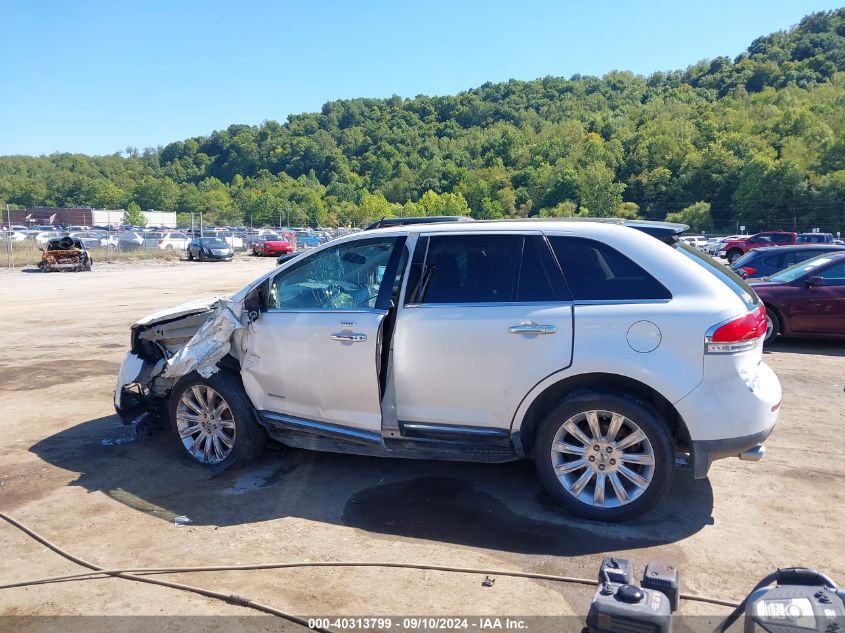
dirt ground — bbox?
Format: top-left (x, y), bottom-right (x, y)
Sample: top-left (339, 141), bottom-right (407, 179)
top-left (0, 256), bottom-right (843, 624)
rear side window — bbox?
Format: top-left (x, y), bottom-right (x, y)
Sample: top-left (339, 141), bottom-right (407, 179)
top-left (548, 236), bottom-right (671, 301)
top-left (410, 234), bottom-right (563, 304)
top-left (770, 234), bottom-right (793, 244)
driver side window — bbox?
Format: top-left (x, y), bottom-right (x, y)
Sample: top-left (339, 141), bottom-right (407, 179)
top-left (269, 238), bottom-right (399, 310)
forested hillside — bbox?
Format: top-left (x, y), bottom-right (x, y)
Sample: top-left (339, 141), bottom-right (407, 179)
top-left (3, 8), bottom-right (845, 232)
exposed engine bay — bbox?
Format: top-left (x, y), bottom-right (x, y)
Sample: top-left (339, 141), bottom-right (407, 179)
top-left (114, 296), bottom-right (250, 423)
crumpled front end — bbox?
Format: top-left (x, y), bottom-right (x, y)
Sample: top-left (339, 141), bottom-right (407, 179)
top-left (114, 297), bottom-right (247, 424)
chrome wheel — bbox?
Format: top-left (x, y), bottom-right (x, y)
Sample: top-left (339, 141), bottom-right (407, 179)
top-left (550, 410), bottom-right (655, 509)
top-left (176, 385), bottom-right (236, 464)
top-left (765, 315), bottom-right (774, 340)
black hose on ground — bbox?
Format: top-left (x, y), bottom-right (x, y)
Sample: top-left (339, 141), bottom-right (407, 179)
top-left (0, 511), bottom-right (740, 617)
top-left (0, 512), bottom-right (327, 631)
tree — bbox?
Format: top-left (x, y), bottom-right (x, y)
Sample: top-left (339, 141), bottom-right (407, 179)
top-left (666, 201), bottom-right (713, 232)
top-left (123, 202), bottom-right (146, 226)
top-left (579, 162), bottom-right (625, 217)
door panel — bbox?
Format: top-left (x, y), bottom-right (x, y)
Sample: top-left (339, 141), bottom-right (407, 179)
top-left (241, 311), bottom-right (386, 431)
top-left (393, 304), bottom-right (573, 428)
top-left (240, 235), bottom-right (405, 432)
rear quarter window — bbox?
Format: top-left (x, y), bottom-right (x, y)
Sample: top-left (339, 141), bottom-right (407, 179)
top-left (548, 236), bottom-right (671, 301)
top-left (673, 240), bottom-right (759, 310)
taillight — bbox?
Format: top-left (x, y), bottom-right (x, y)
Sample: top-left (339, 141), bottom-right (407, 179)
top-left (705, 306), bottom-right (767, 353)
top-left (739, 266), bottom-right (756, 278)
top-left (158, 239), bottom-right (164, 245)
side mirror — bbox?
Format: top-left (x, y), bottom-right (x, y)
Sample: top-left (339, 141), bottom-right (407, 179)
top-left (806, 276), bottom-right (824, 288)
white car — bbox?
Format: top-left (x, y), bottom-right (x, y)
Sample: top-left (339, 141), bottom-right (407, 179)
top-left (156, 231), bottom-right (191, 251)
top-left (207, 231), bottom-right (244, 250)
top-left (114, 221), bottom-right (781, 521)
top-left (680, 235), bottom-right (708, 250)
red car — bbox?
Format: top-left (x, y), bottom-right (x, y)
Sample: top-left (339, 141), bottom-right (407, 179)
top-left (252, 234), bottom-right (293, 257)
top-left (718, 231), bottom-right (797, 264)
top-left (750, 252), bottom-right (845, 344)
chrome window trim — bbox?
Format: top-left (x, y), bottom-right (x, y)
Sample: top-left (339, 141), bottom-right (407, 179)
top-left (573, 299), bottom-right (673, 306)
top-left (403, 300), bottom-right (574, 309)
top-left (265, 307), bottom-right (389, 315)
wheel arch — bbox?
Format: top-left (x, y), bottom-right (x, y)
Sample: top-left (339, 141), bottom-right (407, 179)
top-left (513, 372), bottom-right (691, 457)
top-left (763, 302), bottom-right (785, 336)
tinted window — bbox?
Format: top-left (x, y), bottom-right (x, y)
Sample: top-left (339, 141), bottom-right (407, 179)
top-left (550, 237), bottom-right (671, 301)
top-left (819, 262), bottom-right (845, 286)
top-left (762, 253), bottom-right (788, 268)
top-left (673, 241), bottom-right (759, 309)
top-left (416, 234), bottom-right (559, 304)
top-left (770, 234), bottom-right (793, 244)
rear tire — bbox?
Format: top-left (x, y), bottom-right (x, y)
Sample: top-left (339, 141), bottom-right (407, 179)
top-left (764, 308), bottom-right (781, 345)
top-left (168, 371), bottom-right (266, 470)
top-left (534, 391), bottom-right (674, 521)
top-left (187, 250), bottom-right (194, 261)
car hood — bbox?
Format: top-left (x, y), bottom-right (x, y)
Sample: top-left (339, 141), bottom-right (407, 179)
top-left (133, 295), bottom-right (229, 327)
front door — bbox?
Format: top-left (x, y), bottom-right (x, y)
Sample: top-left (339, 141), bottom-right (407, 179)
top-left (392, 232), bottom-right (574, 430)
top-left (790, 260), bottom-right (845, 335)
top-left (241, 236), bottom-right (405, 432)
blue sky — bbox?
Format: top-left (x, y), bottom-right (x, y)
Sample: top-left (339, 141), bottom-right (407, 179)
top-left (0, 0), bottom-right (842, 156)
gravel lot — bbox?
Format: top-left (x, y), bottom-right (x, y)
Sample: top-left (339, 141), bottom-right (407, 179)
top-left (0, 257), bottom-right (843, 621)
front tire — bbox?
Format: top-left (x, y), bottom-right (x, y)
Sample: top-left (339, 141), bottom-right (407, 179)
top-left (726, 249), bottom-right (743, 264)
top-left (534, 392), bottom-right (674, 521)
top-left (168, 371), bottom-right (266, 469)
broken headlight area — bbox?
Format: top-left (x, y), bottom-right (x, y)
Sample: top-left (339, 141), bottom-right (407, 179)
top-left (115, 298), bottom-right (248, 424)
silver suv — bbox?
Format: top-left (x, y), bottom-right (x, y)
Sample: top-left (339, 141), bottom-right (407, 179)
top-left (115, 221), bottom-right (781, 520)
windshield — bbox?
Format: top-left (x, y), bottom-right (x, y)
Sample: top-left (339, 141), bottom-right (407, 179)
top-left (200, 238), bottom-right (228, 247)
top-left (769, 254), bottom-right (836, 283)
top-left (263, 234), bottom-right (283, 241)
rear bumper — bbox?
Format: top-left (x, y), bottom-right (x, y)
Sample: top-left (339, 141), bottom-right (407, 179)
top-left (690, 426), bottom-right (774, 478)
top-left (676, 360), bottom-right (781, 478)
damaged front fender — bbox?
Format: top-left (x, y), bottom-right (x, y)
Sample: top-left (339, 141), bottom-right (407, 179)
top-left (114, 297), bottom-right (248, 422)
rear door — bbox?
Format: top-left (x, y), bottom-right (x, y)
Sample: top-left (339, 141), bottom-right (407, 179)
top-left (392, 232), bottom-right (573, 430)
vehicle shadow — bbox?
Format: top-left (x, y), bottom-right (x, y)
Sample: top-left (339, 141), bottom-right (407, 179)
top-left (29, 414), bottom-right (715, 557)
top-left (764, 339), bottom-right (845, 357)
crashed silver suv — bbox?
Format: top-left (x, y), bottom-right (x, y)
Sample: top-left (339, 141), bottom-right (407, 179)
top-left (115, 221), bottom-right (780, 521)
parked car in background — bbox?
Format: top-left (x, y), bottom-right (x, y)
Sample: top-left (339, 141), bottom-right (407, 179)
top-left (207, 230), bottom-right (244, 250)
top-left (292, 229), bottom-right (325, 249)
top-left (706, 235), bottom-right (743, 256)
top-left (751, 252), bottom-right (845, 344)
top-left (680, 235), bottom-right (708, 250)
top-left (718, 232), bottom-right (797, 264)
top-left (116, 220), bottom-right (780, 521)
top-left (157, 232), bottom-right (191, 251)
top-left (69, 231), bottom-right (113, 250)
top-left (797, 232), bottom-right (834, 244)
top-left (186, 237), bottom-right (234, 261)
top-left (32, 231), bottom-right (64, 248)
top-left (66, 225), bottom-right (90, 232)
top-left (115, 231), bottom-right (145, 251)
top-left (731, 245), bottom-right (845, 279)
top-left (252, 234), bottom-right (294, 257)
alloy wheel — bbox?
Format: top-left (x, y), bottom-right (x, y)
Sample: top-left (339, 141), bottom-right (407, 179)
top-left (176, 385), bottom-right (236, 464)
top-left (550, 409), bottom-right (655, 509)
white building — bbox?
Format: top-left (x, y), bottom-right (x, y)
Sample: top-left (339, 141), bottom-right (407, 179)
top-left (92, 209), bottom-right (177, 228)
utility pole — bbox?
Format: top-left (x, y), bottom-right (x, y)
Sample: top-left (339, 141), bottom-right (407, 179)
top-left (200, 212), bottom-right (204, 238)
top-left (191, 212), bottom-right (195, 237)
top-left (6, 204), bottom-right (11, 269)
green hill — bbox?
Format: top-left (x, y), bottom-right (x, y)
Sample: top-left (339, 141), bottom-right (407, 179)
top-left (3, 8), bottom-right (845, 233)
